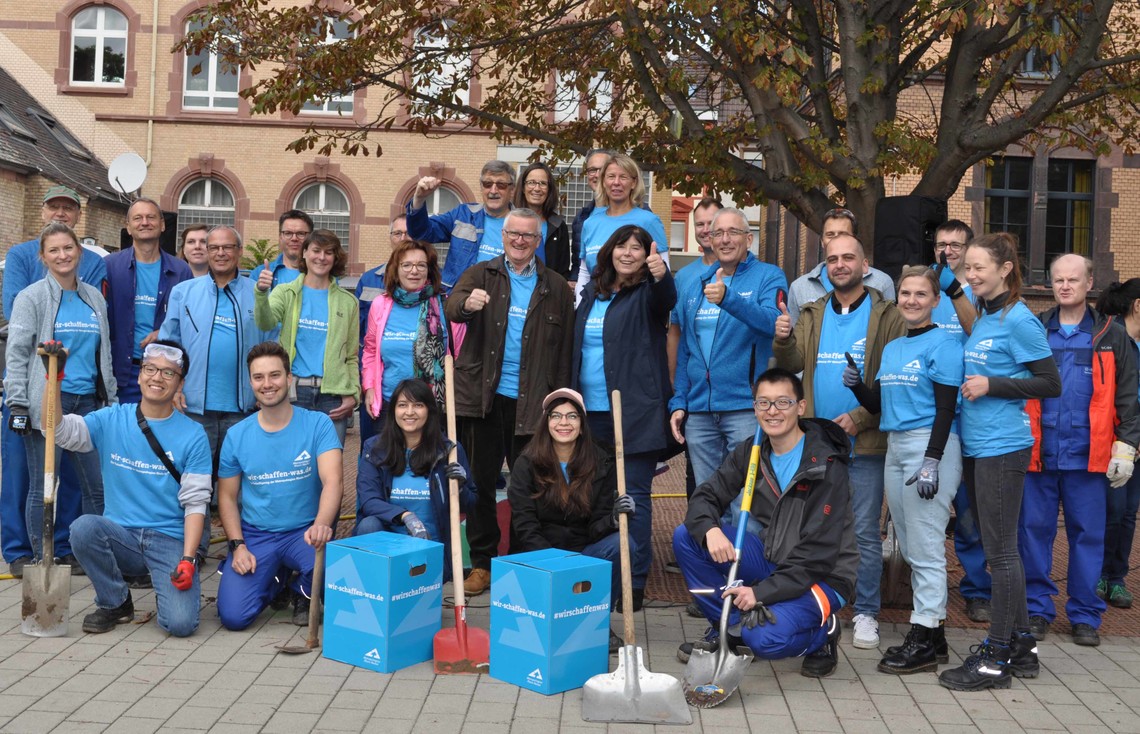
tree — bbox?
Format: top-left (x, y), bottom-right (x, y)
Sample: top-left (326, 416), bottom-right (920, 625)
top-left (183, 0), bottom-right (1140, 245)
top-left (241, 238), bottom-right (279, 272)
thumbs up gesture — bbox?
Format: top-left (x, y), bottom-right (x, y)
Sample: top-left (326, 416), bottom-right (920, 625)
top-left (774, 298), bottom-right (792, 340)
top-left (256, 259), bottom-right (273, 292)
top-left (646, 246), bottom-right (666, 281)
top-left (704, 268), bottom-right (727, 305)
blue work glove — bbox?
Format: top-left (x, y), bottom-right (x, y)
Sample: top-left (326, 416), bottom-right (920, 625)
top-left (611, 494), bottom-right (636, 528)
top-left (906, 457), bottom-right (940, 500)
top-left (402, 512), bottom-right (429, 539)
top-left (937, 254), bottom-right (964, 299)
top-left (444, 462), bottom-right (467, 483)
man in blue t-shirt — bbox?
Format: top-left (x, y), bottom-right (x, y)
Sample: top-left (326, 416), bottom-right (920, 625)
top-left (44, 340), bottom-right (213, 637)
top-left (250, 210), bottom-right (313, 291)
top-left (215, 341), bottom-right (343, 631)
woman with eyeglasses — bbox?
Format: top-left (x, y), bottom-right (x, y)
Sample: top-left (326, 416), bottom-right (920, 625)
top-left (255, 229), bottom-right (359, 444)
top-left (362, 239), bottom-right (462, 426)
top-left (509, 388), bottom-right (634, 649)
top-left (571, 224), bottom-right (675, 611)
top-left (575, 154), bottom-right (669, 300)
top-left (513, 162), bottom-right (572, 281)
top-left (6, 222), bottom-right (117, 567)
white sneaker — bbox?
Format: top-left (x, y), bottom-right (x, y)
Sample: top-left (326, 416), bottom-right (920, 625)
top-left (852, 614), bottom-right (880, 649)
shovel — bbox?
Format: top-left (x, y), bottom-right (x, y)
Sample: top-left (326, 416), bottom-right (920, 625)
top-left (276, 544), bottom-right (324, 654)
top-left (681, 424), bottom-right (763, 708)
top-left (22, 348), bottom-right (72, 637)
top-left (433, 354), bottom-right (490, 674)
top-left (582, 390), bottom-right (691, 725)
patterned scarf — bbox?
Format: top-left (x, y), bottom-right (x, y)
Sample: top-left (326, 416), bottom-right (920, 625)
top-left (393, 285), bottom-right (448, 408)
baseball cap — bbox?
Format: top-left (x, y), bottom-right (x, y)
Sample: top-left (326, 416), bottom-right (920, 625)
top-left (43, 185), bottom-right (81, 207)
top-left (542, 387), bottom-right (586, 415)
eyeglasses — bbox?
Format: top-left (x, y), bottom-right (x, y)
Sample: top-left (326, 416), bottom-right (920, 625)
top-left (525, 180), bottom-right (550, 189)
top-left (481, 180), bottom-right (512, 190)
top-left (548, 411), bottom-right (581, 423)
top-left (399, 262), bottom-right (428, 272)
top-left (207, 244), bottom-right (238, 253)
top-left (280, 230), bottom-right (310, 239)
top-left (390, 229), bottom-right (407, 239)
top-left (142, 342), bottom-right (184, 367)
top-left (141, 364), bottom-right (182, 380)
top-left (504, 230), bottom-right (540, 243)
top-left (754, 397), bottom-right (798, 411)
top-left (584, 167), bottom-right (603, 176)
top-left (711, 228), bottom-right (749, 240)
top-left (935, 241), bottom-right (966, 252)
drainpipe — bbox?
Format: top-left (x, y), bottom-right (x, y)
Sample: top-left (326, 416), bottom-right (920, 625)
top-left (145, 0), bottom-right (158, 167)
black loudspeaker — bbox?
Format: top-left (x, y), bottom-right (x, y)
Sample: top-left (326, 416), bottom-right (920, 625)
top-left (119, 211), bottom-right (179, 255)
top-left (873, 196), bottom-right (948, 284)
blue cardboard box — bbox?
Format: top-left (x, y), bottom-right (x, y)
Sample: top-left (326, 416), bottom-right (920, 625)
top-left (323, 532), bottom-right (443, 673)
top-left (489, 548), bottom-right (611, 695)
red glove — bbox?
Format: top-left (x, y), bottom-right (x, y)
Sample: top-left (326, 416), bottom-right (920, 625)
top-left (170, 558), bottom-right (196, 590)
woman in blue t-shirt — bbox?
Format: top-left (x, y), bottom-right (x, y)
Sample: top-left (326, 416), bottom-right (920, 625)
top-left (938, 233), bottom-right (1060, 692)
top-left (5, 222), bottom-right (116, 566)
top-left (513, 162), bottom-right (572, 280)
top-left (844, 266), bottom-right (963, 675)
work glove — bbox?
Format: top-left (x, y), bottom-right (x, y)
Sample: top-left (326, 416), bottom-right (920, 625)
top-left (611, 494), bottom-right (636, 528)
top-left (402, 512), bottom-right (429, 539)
top-left (937, 254), bottom-right (964, 299)
top-left (742, 601), bottom-right (777, 629)
top-left (444, 462), bottom-right (467, 483)
top-left (906, 457), bottom-right (940, 500)
top-left (7, 406), bottom-right (30, 435)
top-left (170, 557), bottom-right (196, 591)
top-left (1107, 441), bottom-right (1136, 489)
top-left (38, 340), bottom-right (68, 377)
top-left (842, 352), bottom-right (861, 388)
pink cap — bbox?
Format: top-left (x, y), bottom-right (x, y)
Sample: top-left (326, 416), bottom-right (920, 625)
top-left (542, 387), bottom-right (587, 415)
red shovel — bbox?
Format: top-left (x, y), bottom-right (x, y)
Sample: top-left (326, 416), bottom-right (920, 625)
top-left (433, 354), bottom-right (490, 674)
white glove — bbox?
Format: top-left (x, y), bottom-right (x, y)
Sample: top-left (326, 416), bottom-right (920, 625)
top-left (1106, 440), bottom-right (1136, 489)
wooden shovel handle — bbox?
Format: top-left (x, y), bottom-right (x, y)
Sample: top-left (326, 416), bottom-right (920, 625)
top-left (612, 391), bottom-right (635, 646)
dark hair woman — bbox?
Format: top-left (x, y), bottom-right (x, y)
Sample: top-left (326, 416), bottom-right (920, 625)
top-left (513, 162), bottom-right (572, 280)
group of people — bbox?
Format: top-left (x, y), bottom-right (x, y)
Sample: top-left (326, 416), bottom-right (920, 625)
top-left (1, 158), bottom-right (1137, 696)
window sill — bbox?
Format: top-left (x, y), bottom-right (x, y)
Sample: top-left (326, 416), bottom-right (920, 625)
top-left (61, 84), bottom-right (131, 97)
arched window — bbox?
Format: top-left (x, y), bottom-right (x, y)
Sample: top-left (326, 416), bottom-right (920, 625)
top-left (302, 16), bottom-right (354, 115)
top-left (418, 186), bottom-right (462, 216)
top-left (410, 21), bottom-right (471, 118)
top-left (295, 182), bottom-right (350, 244)
top-left (178, 178), bottom-right (235, 234)
top-left (71, 6), bottom-right (127, 85)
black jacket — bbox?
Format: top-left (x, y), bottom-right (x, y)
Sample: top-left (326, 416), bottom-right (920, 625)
top-left (543, 215), bottom-right (573, 282)
top-left (684, 418), bottom-right (858, 605)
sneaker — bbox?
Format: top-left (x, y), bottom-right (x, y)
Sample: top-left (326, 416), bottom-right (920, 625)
top-left (964, 597), bottom-right (992, 623)
top-left (1028, 615), bottom-right (1050, 640)
top-left (852, 614), bottom-right (880, 649)
top-left (609, 629), bottom-right (624, 653)
top-left (677, 627), bottom-right (743, 664)
top-left (55, 554), bottom-right (84, 576)
top-left (801, 614), bottom-right (840, 678)
top-left (82, 594), bottom-right (134, 634)
top-left (125, 574), bottom-right (153, 589)
top-left (938, 640), bottom-right (1012, 691)
top-left (664, 560), bottom-right (683, 574)
top-left (292, 595), bottom-right (310, 626)
top-left (7, 556), bottom-right (32, 578)
top-left (269, 585), bottom-right (292, 611)
top-left (1108, 583), bottom-right (1133, 609)
top-left (1096, 578), bottom-right (1108, 600)
top-left (878, 623), bottom-right (939, 675)
top-left (463, 568), bottom-right (491, 596)
top-left (1071, 623), bottom-right (1100, 647)
top-left (685, 600), bottom-right (704, 618)
top-left (1008, 632), bottom-right (1039, 678)
top-left (885, 620), bottom-right (948, 664)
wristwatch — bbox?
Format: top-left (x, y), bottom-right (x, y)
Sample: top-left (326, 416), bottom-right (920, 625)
top-left (228, 539), bottom-right (246, 553)
top-left (181, 555), bottom-right (198, 566)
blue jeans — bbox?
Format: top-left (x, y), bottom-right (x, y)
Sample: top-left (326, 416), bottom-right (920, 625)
top-left (24, 392), bottom-right (103, 561)
top-left (673, 523), bottom-right (842, 659)
top-left (1104, 468), bottom-right (1140, 585)
top-left (293, 385), bottom-right (348, 445)
top-left (589, 412), bottom-right (655, 590)
top-left (70, 515), bottom-right (200, 637)
top-left (2, 398), bottom-right (32, 561)
top-left (953, 485), bottom-right (992, 600)
top-left (581, 531), bottom-right (638, 606)
top-left (188, 409), bottom-right (248, 480)
top-left (684, 410), bottom-right (757, 485)
top-left (216, 523), bottom-right (315, 630)
top-left (885, 430), bottom-right (961, 627)
top-left (848, 453), bottom-right (886, 617)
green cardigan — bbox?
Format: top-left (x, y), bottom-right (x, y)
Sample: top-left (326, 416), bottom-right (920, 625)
top-left (254, 278), bottom-right (360, 398)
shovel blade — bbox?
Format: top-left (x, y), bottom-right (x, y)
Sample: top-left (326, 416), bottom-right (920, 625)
top-left (681, 644), bottom-right (754, 708)
top-left (433, 607), bottom-right (490, 674)
top-left (582, 645), bottom-right (692, 724)
top-left (20, 563), bottom-right (71, 638)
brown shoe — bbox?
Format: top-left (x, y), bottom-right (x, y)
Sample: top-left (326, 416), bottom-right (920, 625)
top-left (463, 568), bottom-right (491, 595)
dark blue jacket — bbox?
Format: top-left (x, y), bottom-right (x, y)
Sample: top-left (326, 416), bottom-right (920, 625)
top-left (571, 270), bottom-right (676, 455)
top-left (405, 201), bottom-right (492, 291)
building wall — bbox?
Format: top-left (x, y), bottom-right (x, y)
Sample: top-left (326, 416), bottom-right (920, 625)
top-left (0, 169), bottom-right (28, 250)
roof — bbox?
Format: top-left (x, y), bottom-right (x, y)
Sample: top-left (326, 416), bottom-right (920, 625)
top-left (0, 65), bottom-right (117, 204)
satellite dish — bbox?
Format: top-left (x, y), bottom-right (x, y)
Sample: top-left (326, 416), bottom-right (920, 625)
top-left (107, 153), bottom-right (148, 196)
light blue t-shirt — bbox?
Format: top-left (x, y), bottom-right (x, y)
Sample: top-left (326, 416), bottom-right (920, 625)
top-left (581, 207), bottom-right (668, 274)
top-left (813, 298), bottom-right (871, 420)
top-left (55, 290), bottom-right (100, 395)
top-left (205, 294), bottom-right (240, 412)
top-left (930, 282), bottom-right (973, 343)
top-left (391, 453), bottom-right (439, 541)
top-left (559, 462), bottom-right (569, 481)
top-left (132, 260), bottom-right (161, 358)
top-left (771, 434), bottom-right (805, 493)
top-left (580, 297), bottom-right (612, 411)
top-left (1059, 323), bottom-right (1078, 336)
top-left (670, 258), bottom-right (713, 325)
top-left (84, 405), bottom-right (212, 540)
top-left (476, 214), bottom-right (507, 262)
top-left (876, 327), bottom-right (964, 433)
top-left (497, 268), bottom-right (537, 399)
top-left (292, 286), bottom-right (329, 378)
top-left (276, 268), bottom-right (301, 287)
top-left (381, 304), bottom-right (420, 399)
top-left (219, 407), bottom-right (342, 533)
top-left (696, 274), bottom-right (733, 364)
top-left (960, 301), bottom-right (1052, 458)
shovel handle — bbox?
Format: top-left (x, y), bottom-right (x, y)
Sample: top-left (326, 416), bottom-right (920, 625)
top-left (445, 355), bottom-right (465, 610)
top-left (308, 544), bottom-right (325, 648)
top-left (612, 391), bottom-right (635, 646)
top-left (38, 349), bottom-right (60, 564)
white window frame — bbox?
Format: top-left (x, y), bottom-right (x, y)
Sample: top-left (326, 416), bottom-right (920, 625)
top-left (295, 182), bottom-right (351, 244)
top-left (302, 16), bottom-right (355, 116)
top-left (183, 18), bottom-right (240, 111)
top-left (177, 178), bottom-right (236, 235)
top-left (70, 6), bottom-right (128, 87)
top-left (411, 21), bottom-right (471, 118)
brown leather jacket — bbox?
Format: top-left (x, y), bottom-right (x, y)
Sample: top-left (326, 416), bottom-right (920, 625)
top-left (445, 255), bottom-right (574, 435)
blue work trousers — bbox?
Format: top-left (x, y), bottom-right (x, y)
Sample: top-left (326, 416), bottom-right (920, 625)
top-left (216, 523), bottom-right (316, 631)
top-left (1104, 469), bottom-right (1140, 585)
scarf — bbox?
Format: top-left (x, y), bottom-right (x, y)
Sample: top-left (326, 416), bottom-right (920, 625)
top-left (394, 285), bottom-right (448, 408)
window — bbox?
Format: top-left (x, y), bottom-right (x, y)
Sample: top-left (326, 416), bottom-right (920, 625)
top-left (71, 7), bottom-right (127, 85)
top-left (983, 156), bottom-right (1031, 264)
top-left (177, 179), bottom-right (235, 234)
top-left (301, 16), bottom-right (354, 115)
top-left (410, 21), bottom-right (471, 118)
top-left (0, 104), bottom-right (35, 140)
top-left (295, 182), bottom-right (350, 244)
top-left (183, 17), bottom-right (239, 111)
top-left (670, 221), bottom-right (686, 252)
top-left (553, 71), bottom-right (612, 123)
top-left (1019, 16), bottom-right (1062, 78)
top-left (29, 111), bottom-right (91, 160)
top-left (1045, 160), bottom-right (1093, 263)
top-left (556, 164), bottom-right (653, 214)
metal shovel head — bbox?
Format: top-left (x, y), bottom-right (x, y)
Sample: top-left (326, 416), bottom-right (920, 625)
top-left (682, 642), bottom-right (755, 708)
top-left (20, 561), bottom-right (72, 637)
top-left (582, 644), bottom-right (692, 725)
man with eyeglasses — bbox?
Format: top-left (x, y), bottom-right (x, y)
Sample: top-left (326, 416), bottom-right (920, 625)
top-left (406, 160), bottom-right (516, 291)
top-left (445, 207), bottom-right (574, 595)
top-left (570, 148), bottom-right (615, 288)
top-left (673, 368), bottom-right (857, 678)
top-left (251, 210), bottom-right (314, 290)
top-left (40, 339), bottom-right (212, 637)
top-left (785, 208), bottom-right (895, 327)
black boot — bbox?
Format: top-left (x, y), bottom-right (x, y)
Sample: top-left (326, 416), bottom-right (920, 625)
top-left (884, 620), bottom-right (948, 664)
top-left (878, 624), bottom-right (939, 674)
top-left (1008, 631), bottom-right (1039, 678)
top-left (938, 639), bottom-right (1012, 691)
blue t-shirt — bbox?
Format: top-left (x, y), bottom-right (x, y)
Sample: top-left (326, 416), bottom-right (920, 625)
top-left (876, 327), bottom-right (964, 433)
top-left (930, 282), bottom-right (973, 343)
top-left (84, 405), bottom-right (212, 540)
top-left (292, 286), bottom-right (329, 378)
top-left (132, 260), bottom-right (161, 358)
top-left (581, 207), bottom-right (669, 274)
top-left (579, 297), bottom-right (612, 411)
top-left (771, 435), bottom-right (805, 493)
top-left (695, 274), bottom-right (733, 364)
top-left (960, 301), bottom-right (1052, 458)
top-left (390, 453), bottom-right (439, 541)
top-left (205, 293), bottom-right (240, 412)
top-left (55, 290), bottom-right (100, 395)
top-left (476, 214), bottom-right (507, 262)
top-left (813, 298), bottom-right (871, 420)
top-left (670, 259), bottom-right (713, 325)
top-left (497, 268), bottom-right (537, 398)
top-left (381, 303), bottom-right (420, 400)
top-left (219, 407), bottom-right (342, 532)
top-left (559, 462), bottom-right (569, 481)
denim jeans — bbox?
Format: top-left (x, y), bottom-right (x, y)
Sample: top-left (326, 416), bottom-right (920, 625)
top-left (187, 409), bottom-right (248, 481)
top-left (684, 410), bottom-right (758, 485)
top-left (1104, 468), bottom-right (1140, 585)
top-left (24, 392), bottom-right (103, 561)
top-left (848, 453), bottom-right (886, 617)
top-left (581, 532), bottom-right (638, 606)
top-left (2, 397), bottom-right (32, 561)
top-left (292, 385), bottom-right (348, 445)
top-left (217, 523), bottom-right (315, 630)
top-left (70, 515), bottom-right (200, 637)
top-left (964, 449), bottom-right (1031, 644)
top-left (589, 412), bottom-right (656, 590)
top-left (885, 430), bottom-right (961, 627)
top-left (952, 485), bottom-right (992, 600)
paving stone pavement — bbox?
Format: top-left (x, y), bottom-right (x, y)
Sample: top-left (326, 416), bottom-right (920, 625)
top-left (1, 570), bottom-right (1139, 734)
